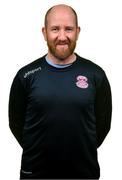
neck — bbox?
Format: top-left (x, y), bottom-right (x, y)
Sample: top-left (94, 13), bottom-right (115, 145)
top-left (47, 52), bottom-right (76, 65)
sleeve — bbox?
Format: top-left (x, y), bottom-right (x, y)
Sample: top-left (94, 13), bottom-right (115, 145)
top-left (95, 72), bottom-right (112, 148)
top-left (8, 72), bottom-right (27, 147)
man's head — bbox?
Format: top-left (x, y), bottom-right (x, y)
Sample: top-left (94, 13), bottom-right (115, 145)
top-left (44, 4), bottom-right (78, 27)
top-left (42, 4), bottom-right (80, 61)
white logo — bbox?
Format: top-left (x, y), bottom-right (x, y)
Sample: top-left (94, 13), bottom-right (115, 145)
top-left (24, 67), bottom-right (41, 78)
top-left (21, 170), bottom-right (32, 174)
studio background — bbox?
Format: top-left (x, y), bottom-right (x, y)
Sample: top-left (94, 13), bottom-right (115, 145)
top-left (0, 0), bottom-right (121, 179)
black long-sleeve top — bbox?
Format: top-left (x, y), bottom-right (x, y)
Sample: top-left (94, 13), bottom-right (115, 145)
top-left (9, 54), bottom-right (112, 179)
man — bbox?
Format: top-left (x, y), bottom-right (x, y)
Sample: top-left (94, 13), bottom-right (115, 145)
top-left (9, 4), bottom-right (112, 179)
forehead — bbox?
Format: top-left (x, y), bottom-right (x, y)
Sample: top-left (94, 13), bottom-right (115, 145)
top-left (46, 7), bottom-right (76, 26)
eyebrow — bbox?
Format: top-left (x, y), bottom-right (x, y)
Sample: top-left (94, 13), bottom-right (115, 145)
top-left (50, 25), bottom-right (75, 28)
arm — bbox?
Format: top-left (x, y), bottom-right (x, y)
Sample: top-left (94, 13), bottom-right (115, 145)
top-left (95, 72), bottom-right (112, 148)
top-left (9, 72), bottom-right (27, 147)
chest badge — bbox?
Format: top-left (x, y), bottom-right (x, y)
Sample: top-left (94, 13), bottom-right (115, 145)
top-left (76, 75), bottom-right (89, 89)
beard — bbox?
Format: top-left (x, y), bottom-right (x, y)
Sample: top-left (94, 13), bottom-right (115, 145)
top-left (47, 38), bottom-right (76, 61)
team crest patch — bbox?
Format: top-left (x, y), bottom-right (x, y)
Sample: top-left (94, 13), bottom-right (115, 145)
top-left (76, 75), bottom-right (89, 89)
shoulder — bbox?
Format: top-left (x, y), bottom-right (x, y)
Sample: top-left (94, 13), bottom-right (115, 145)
top-left (76, 54), bottom-right (106, 79)
top-left (77, 54), bottom-right (104, 71)
top-left (16, 55), bottom-right (46, 79)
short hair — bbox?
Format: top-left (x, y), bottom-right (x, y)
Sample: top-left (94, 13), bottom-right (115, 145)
top-left (44, 4), bottom-right (78, 27)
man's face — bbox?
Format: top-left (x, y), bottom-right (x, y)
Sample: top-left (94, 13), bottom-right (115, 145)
top-left (42, 7), bottom-right (80, 60)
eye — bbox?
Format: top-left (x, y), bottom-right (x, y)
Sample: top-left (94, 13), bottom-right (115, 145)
top-left (65, 27), bottom-right (73, 32)
top-left (51, 27), bottom-right (59, 32)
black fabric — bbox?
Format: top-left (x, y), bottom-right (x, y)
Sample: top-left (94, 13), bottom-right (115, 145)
top-left (9, 54), bottom-right (112, 179)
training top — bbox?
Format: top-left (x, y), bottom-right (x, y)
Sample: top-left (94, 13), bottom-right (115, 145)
top-left (9, 54), bottom-right (112, 179)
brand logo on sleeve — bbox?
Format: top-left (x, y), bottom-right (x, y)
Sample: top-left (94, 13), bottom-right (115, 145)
top-left (24, 67), bottom-right (41, 78)
top-left (21, 170), bottom-right (32, 174)
top-left (76, 75), bottom-right (89, 89)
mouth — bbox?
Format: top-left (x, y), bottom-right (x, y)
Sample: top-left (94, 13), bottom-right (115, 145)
top-left (56, 42), bottom-right (69, 47)
top-left (56, 41), bottom-right (69, 46)
top-left (56, 44), bottom-right (69, 50)
top-left (56, 44), bottom-right (68, 46)
top-left (57, 42), bottom-right (68, 45)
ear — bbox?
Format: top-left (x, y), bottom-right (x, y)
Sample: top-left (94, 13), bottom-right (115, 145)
top-left (76, 26), bottom-right (81, 40)
top-left (42, 27), bottom-right (47, 41)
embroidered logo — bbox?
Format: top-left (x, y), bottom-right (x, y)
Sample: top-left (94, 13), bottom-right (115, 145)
top-left (76, 75), bottom-right (89, 89)
top-left (24, 67), bottom-right (41, 78)
top-left (21, 170), bottom-right (32, 174)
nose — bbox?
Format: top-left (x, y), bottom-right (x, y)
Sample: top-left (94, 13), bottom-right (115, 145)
top-left (58, 30), bottom-right (67, 41)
